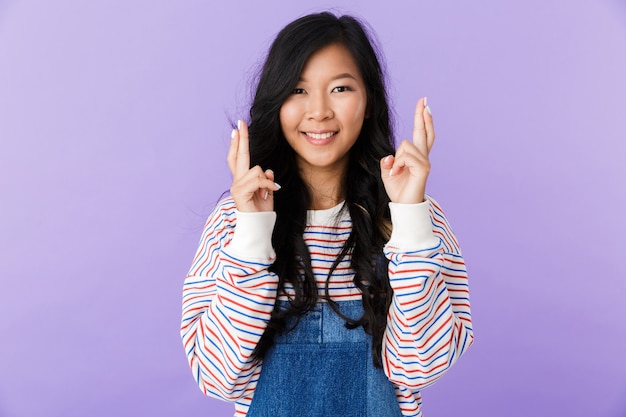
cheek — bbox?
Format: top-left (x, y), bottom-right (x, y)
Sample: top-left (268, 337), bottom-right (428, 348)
top-left (279, 102), bottom-right (300, 131)
top-left (346, 99), bottom-right (367, 126)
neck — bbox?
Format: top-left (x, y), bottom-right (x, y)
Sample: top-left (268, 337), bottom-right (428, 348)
top-left (300, 167), bottom-right (346, 210)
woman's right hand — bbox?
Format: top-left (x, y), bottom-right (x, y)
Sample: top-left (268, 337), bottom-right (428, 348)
top-left (227, 120), bottom-right (281, 212)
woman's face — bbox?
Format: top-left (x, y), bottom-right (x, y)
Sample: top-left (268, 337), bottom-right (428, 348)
top-left (279, 43), bottom-right (367, 178)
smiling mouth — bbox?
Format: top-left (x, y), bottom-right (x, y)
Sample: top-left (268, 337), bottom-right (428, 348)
top-left (304, 131), bottom-right (337, 139)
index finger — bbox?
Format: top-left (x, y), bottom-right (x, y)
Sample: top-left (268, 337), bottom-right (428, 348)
top-left (234, 120), bottom-right (251, 178)
top-left (412, 97), bottom-right (428, 156)
top-left (236, 120), bottom-right (251, 174)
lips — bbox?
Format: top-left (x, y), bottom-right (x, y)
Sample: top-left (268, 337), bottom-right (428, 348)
top-left (302, 131), bottom-right (338, 145)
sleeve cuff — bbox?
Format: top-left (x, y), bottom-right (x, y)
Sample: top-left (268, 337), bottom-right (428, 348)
top-left (226, 211), bottom-right (277, 260)
top-left (387, 201), bottom-right (439, 251)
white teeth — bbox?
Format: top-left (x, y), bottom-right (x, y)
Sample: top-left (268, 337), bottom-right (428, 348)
top-left (306, 132), bottom-right (335, 139)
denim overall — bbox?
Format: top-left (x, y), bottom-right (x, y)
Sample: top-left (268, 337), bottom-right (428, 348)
top-left (246, 300), bottom-right (403, 417)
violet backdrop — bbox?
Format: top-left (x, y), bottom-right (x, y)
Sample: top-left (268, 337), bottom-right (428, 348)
top-left (1, 1), bottom-right (625, 416)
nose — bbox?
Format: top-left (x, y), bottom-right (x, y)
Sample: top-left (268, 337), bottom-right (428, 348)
top-left (307, 93), bottom-right (334, 121)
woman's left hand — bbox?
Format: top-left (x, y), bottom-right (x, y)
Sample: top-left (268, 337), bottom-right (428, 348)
top-left (380, 97), bottom-right (435, 204)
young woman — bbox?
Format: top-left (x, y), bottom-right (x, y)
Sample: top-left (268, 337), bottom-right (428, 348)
top-left (181, 12), bottom-right (473, 417)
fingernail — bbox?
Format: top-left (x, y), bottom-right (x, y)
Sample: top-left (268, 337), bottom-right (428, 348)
top-left (424, 96), bottom-right (428, 107)
top-left (237, 120), bottom-right (242, 130)
top-left (264, 190), bottom-right (269, 200)
top-left (384, 155), bottom-right (392, 163)
top-left (426, 105), bottom-right (432, 115)
top-left (274, 182), bottom-right (282, 190)
top-left (231, 129), bottom-right (237, 139)
top-left (389, 168), bottom-right (394, 177)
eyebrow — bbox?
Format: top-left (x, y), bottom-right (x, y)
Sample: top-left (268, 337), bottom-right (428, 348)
top-left (331, 73), bottom-right (358, 81)
top-left (298, 73), bottom-right (359, 82)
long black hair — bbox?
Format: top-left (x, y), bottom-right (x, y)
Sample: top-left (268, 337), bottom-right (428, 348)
top-left (247, 12), bottom-right (395, 368)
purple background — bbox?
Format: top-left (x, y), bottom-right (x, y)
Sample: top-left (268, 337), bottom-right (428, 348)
top-left (1, 1), bottom-right (625, 416)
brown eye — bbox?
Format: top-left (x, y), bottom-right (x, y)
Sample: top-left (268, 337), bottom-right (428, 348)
top-left (332, 86), bottom-right (351, 93)
top-left (292, 88), bottom-right (306, 94)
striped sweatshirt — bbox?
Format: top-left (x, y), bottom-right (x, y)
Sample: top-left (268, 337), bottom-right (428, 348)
top-left (181, 196), bottom-right (473, 416)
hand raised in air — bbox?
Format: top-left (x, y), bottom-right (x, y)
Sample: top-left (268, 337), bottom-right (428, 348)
top-left (380, 97), bottom-right (435, 204)
top-left (227, 120), bottom-right (281, 212)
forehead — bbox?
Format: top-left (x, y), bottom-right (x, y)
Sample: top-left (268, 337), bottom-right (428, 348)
top-left (299, 43), bottom-right (362, 80)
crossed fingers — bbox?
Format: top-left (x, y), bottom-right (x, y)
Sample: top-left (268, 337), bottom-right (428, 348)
top-left (379, 97), bottom-right (435, 203)
top-left (227, 120), bottom-right (280, 212)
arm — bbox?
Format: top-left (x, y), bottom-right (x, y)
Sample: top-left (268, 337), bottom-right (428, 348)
top-left (180, 198), bottom-right (279, 400)
top-left (181, 120), bottom-right (282, 400)
top-left (382, 196), bottom-right (473, 390)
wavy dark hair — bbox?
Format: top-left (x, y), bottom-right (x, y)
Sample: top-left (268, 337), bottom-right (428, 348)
top-left (248, 12), bottom-right (395, 368)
